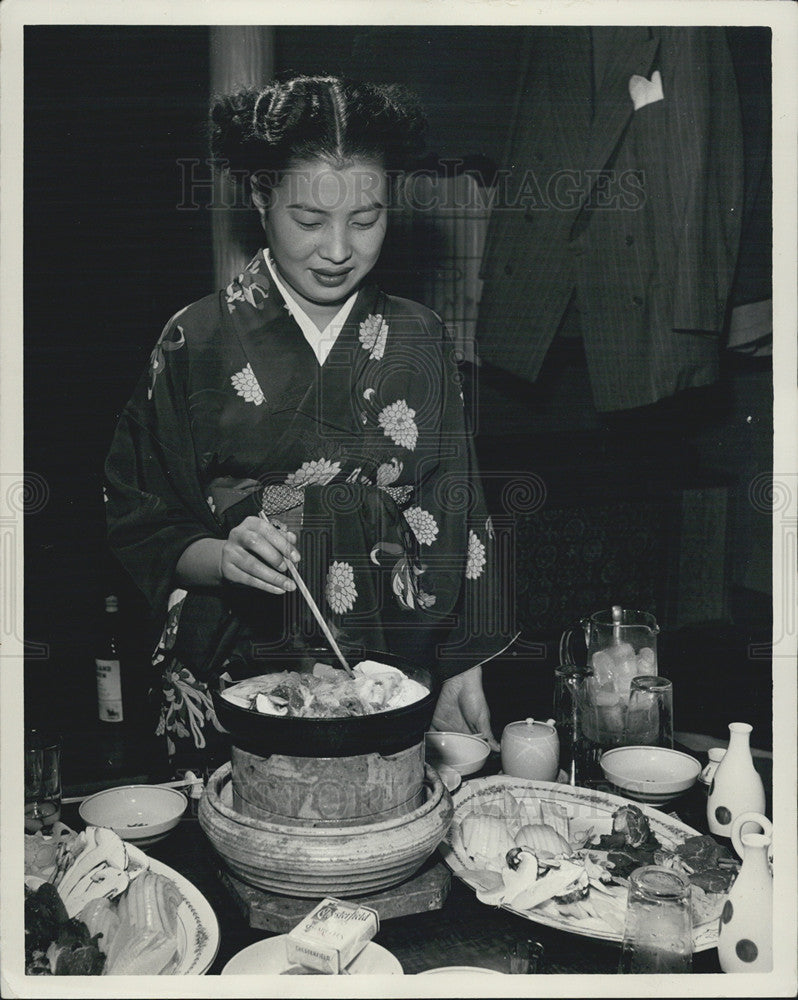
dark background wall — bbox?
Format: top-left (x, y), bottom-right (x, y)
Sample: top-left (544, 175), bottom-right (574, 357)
top-left (23, 25), bottom-right (773, 747)
top-left (273, 26), bottom-right (521, 162)
top-left (24, 26), bottom-right (214, 729)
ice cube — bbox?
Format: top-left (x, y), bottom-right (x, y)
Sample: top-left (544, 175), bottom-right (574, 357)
top-left (597, 703), bottom-right (626, 740)
top-left (585, 675), bottom-right (602, 700)
top-left (614, 657), bottom-right (640, 700)
top-left (590, 650), bottom-right (614, 685)
top-left (637, 647), bottom-right (657, 674)
top-left (595, 689), bottom-right (620, 707)
top-left (608, 641), bottom-right (636, 663)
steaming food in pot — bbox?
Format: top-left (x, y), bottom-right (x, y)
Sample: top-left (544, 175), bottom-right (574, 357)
top-left (220, 660), bottom-right (429, 719)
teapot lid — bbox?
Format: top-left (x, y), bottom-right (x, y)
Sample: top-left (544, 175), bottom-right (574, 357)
top-left (506, 717), bottom-right (556, 732)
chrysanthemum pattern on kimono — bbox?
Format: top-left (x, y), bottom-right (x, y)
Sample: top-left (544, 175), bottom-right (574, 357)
top-left (326, 560), bottom-right (358, 614)
top-left (285, 458), bottom-right (342, 488)
top-left (230, 363), bottom-right (265, 406)
top-left (359, 313), bottom-right (389, 360)
top-left (466, 530), bottom-right (487, 580)
top-left (404, 506), bottom-right (440, 546)
top-left (378, 399), bottom-right (418, 451)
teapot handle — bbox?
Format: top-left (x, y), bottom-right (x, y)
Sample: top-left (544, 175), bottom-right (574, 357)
top-left (731, 811), bottom-right (772, 860)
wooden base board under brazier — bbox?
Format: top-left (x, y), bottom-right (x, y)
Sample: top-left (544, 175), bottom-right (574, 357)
top-left (218, 855), bottom-right (451, 933)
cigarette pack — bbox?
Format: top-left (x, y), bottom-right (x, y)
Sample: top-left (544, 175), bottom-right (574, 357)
top-left (285, 897), bottom-right (380, 974)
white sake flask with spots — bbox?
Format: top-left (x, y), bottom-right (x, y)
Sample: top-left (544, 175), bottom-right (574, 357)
top-left (706, 722), bottom-right (765, 838)
top-left (717, 827), bottom-right (773, 973)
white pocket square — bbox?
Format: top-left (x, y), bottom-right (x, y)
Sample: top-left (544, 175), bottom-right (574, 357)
top-left (629, 70), bottom-right (664, 111)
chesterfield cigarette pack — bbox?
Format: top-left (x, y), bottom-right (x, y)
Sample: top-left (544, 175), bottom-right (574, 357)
top-left (285, 897), bottom-right (379, 974)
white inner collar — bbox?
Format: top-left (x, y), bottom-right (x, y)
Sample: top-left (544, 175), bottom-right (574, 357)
top-left (263, 249), bottom-right (358, 366)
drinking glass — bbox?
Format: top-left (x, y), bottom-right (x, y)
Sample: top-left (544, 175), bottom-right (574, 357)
top-left (553, 664), bottom-right (590, 785)
top-left (619, 866), bottom-right (692, 974)
top-left (507, 938), bottom-right (544, 974)
top-left (25, 730), bottom-right (62, 832)
top-left (623, 676), bottom-right (673, 748)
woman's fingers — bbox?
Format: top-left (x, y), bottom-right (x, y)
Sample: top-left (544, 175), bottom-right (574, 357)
top-left (433, 665), bottom-right (498, 748)
top-left (220, 542), bottom-right (294, 591)
top-left (476, 717), bottom-right (501, 753)
top-left (222, 559), bottom-right (289, 595)
top-left (222, 516), bottom-right (301, 592)
top-left (257, 517), bottom-right (301, 562)
top-left (244, 528), bottom-right (293, 574)
top-left (234, 546), bottom-right (296, 591)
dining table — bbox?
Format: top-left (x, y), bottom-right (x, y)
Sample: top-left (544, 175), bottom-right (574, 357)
top-left (53, 730), bottom-right (773, 977)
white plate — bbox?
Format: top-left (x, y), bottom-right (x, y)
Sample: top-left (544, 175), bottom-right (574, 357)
top-left (147, 857), bottom-right (220, 974)
top-left (418, 966), bottom-right (503, 975)
top-left (221, 936), bottom-right (403, 975)
top-left (439, 775), bottom-right (719, 953)
top-left (25, 859), bottom-right (219, 975)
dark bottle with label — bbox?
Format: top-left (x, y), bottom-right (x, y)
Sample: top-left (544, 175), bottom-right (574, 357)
top-left (95, 595), bottom-right (124, 722)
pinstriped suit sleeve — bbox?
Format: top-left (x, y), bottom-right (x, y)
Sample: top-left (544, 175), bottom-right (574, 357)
top-left (658, 28), bottom-right (743, 332)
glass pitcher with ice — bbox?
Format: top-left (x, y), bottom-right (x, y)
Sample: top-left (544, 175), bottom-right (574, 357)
top-left (560, 606), bottom-right (659, 773)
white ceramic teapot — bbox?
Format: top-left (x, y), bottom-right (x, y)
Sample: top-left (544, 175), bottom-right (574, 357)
top-left (501, 718), bottom-right (560, 782)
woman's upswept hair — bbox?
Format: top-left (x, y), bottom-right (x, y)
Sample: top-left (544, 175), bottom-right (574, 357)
top-left (209, 74), bottom-right (427, 189)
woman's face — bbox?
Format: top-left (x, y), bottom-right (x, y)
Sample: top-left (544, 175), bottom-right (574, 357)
top-left (262, 157), bottom-right (388, 323)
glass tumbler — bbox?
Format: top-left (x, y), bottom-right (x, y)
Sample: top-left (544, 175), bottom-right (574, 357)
top-left (24, 730), bottom-right (62, 832)
top-left (623, 676), bottom-right (673, 748)
top-left (554, 665), bottom-right (601, 785)
top-left (507, 938), bottom-right (544, 974)
top-left (619, 866), bottom-right (693, 974)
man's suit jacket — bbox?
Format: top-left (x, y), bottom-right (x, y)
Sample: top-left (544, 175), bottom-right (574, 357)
top-left (476, 27), bottom-right (743, 412)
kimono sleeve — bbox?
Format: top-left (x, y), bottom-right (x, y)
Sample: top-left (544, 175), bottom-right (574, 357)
top-left (104, 314), bottom-right (220, 619)
top-left (391, 312), bottom-right (516, 681)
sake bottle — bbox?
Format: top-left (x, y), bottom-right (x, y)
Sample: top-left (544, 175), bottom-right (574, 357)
top-left (95, 595), bottom-right (124, 723)
top-left (706, 722), bottom-right (765, 838)
top-left (717, 828), bottom-right (773, 972)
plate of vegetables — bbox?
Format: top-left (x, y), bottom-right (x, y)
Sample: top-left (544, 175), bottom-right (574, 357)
top-left (25, 823), bottom-right (219, 975)
top-left (439, 776), bottom-right (739, 952)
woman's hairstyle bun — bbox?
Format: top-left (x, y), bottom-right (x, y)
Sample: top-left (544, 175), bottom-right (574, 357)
top-left (209, 75), bottom-right (426, 186)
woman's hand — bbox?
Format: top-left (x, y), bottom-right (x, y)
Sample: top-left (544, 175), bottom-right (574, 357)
top-left (220, 515), bottom-right (301, 595)
top-left (431, 664), bottom-right (499, 751)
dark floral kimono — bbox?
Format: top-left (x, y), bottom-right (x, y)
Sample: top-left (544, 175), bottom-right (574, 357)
top-left (105, 251), bottom-right (512, 758)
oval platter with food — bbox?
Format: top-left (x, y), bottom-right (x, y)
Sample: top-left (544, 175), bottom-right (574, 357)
top-left (24, 823), bottom-right (219, 975)
top-left (439, 776), bottom-right (740, 952)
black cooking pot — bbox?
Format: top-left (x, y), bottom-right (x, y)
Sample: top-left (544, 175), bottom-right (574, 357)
top-left (211, 649), bottom-right (439, 758)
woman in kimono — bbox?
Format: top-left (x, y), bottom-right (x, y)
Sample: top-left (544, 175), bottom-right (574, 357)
top-left (105, 75), bottom-right (513, 767)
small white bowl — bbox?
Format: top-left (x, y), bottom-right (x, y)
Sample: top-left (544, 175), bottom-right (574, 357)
top-left (424, 732), bottom-right (490, 777)
top-left (79, 785), bottom-right (187, 846)
top-left (600, 746), bottom-right (702, 805)
top-left (437, 764), bottom-right (462, 794)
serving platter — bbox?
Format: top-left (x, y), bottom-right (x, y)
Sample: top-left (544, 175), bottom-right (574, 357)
top-left (438, 775), bottom-right (720, 952)
top-left (25, 858), bottom-right (219, 975)
top-left (147, 857), bottom-right (220, 974)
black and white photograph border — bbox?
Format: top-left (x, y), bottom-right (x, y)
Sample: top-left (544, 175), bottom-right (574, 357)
top-left (1, 1), bottom-right (796, 997)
